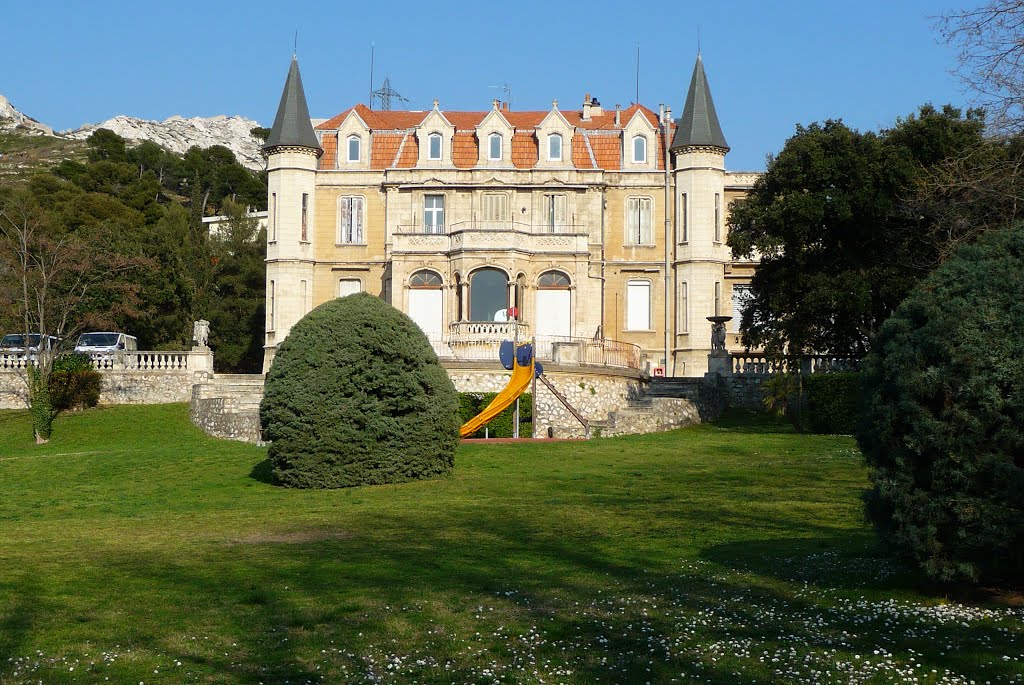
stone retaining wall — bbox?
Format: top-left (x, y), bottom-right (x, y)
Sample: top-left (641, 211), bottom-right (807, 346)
top-left (0, 369), bottom-right (205, 409)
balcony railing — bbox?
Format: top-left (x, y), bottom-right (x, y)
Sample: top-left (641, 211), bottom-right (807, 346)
top-left (394, 221), bottom-right (585, 235)
top-left (1, 351), bottom-right (191, 372)
top-left (731, 353), bottom-right (860, 376)
top-left (428, 332), bottom-right (642, 370)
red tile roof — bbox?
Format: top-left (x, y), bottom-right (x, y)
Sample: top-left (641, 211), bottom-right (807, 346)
top-left (314, 102), bottom-right (673, 171)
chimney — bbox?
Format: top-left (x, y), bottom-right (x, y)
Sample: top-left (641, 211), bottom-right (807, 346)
top-left (582, 93), bottom-right (592, 121)
top-left (614, 104), bottom-right (621, 127)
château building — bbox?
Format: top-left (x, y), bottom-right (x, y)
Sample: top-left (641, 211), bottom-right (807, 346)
top-left (262, 56), bottom-right (759, 376)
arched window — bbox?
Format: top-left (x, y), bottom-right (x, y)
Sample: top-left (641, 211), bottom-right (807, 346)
top-left (428, 132), bottom-right (442, 160)
top-left (548, 133), bottom-right (562, 161)
top-left (488, 132), bottom-right (502, 160)
top-left (537, 271), bottom-right (571, 288)
top-left (410, 270), bottom-right (443, 288)
top-left (347, 134), bottom-right (361, 162)
top-left (469, 268), bottom-right (509, 321)
top-left (632, 134), bottom-right (646, 163)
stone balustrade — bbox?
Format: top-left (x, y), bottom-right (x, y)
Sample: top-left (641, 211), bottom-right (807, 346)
top-left (729, 353), bottom-right (859, 376)
top-left (391, 223), bottom-right (589, 255)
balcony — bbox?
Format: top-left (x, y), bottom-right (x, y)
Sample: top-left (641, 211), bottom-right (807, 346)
top-left (391, 221), bottom-right (590, 255)
top-left (425, 324), bottom-right (642, 371)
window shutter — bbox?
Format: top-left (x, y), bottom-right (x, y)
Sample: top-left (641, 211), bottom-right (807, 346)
top-left (353, 197), bottom-right (364, 243)
top-left (554, 194), bottom-right (567, 229)
top-left (339, 198), bottom-right (351, 242)
top-left (627, 197), bottom-right (639, 244)
top-left (640, 198), bottom-right (653, 244)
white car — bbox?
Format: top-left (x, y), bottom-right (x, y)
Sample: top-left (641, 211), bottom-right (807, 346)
top-left (74, 332), bottom-right (138, 356)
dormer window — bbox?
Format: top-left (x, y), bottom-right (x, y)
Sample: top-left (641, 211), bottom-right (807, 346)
top-left (347, 134), bottom-right (361, 162)
top-left (428, 133), bottom-right (442, 160)
top-left (488, 132), bottom-right (502, 160)
top-left (548, 133), bottom-right (562, 161)
top-left (632, 135), bottom-right (647, 163)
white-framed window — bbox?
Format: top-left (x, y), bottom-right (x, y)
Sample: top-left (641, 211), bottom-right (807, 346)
top-left (270, 192), bottom-right (277, 241)
top-left (626, 280), bottom-right (651, 331)
top-left (488, 132), bottom-right (502, 160)
top-left (732, 284), bottom-right (753, 332)
top-left (626, 196), bottom-right (653, 245)
top-left (714, 193), bottom-right (721, 242)
top-left (481, 192), bottom-right (508, 229)
top-left (268, 280), bottom-right (276, 330)
top-left (714, 281), bottom-right (721, 317)
top-left (428, 132), bottom-right (442, 160)
top-left (424, 194), bottom-right (445, 233)
top-left (632, 134), bottom-right (647, 163)
top-left (300, 193), bottom-right (308, 242)
top-left (338, 196), bottom-right (365, 244)
top-left (678, 193), bottom-right (687, 243)
top-left (678, 281), bottom-right (688, 332)
top-left (338, 278), bottom-right (362, 297)
top-left (547, 133), bottom-right (562, 161)
top-left (347, 134), bottom-right (361, 162)
top-left (543, 193), bottom-right (567, 232)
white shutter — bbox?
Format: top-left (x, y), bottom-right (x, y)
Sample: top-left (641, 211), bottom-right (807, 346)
top-left (732, 285), bottom-right (752, 332)
top-left (627, 197), bottom-right (639, 244)
top-left (408, 289), bottom-right (443, 335)
top-left (338, 279), bottom-right (361, 297)
top-left (339, 198), bottom-right (351, 242)
top-left (640, 198), bottom-right (653, 244)
top-left (536, 289), bottom-right (571, 337)
top-left (626, 281), bottom-right (650, 330)
top-left (554, 194), bottom-right (567, 231)
top-left (353, 197), bottom-right (364, 243)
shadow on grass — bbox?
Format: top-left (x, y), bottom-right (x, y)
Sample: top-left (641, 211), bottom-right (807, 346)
top-left (248, 457), bottom-right (276, 484)
top-left (709, 408), bottom-right (799, 434)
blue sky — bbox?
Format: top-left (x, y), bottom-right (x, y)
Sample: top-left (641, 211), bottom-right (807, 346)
top-left (4, 0), bottom-right (971, 170)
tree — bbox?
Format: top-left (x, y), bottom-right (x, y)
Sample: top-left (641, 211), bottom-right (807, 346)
top-left (857, 226), bottom-right (1024, 584)
top-left (0, 187), bottom-right (143, 442)
top-left (728, 106), bottom-right (990, 357)
top-left (206, 199), bottom-right (266, 372)
top-left (260, 293), bottom-right (460, 488)
top-left (938, 1), bottom-right (1024, 134)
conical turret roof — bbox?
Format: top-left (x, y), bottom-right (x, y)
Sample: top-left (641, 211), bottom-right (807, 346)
top-left (264, 57), bottom-right (322, 153)
top-left (671, 55), bottom-right (729, 152)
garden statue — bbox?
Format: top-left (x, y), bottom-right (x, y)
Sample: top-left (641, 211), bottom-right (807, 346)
top-left (192, 320), bottom-right (210, 349)
top-left (711, 321), bottom-right (727, 351)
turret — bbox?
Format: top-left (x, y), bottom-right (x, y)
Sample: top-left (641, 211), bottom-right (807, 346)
top-left (263, 56), bottom-right (322, 372)
top-left (671, 55), bottom-right (730, 376)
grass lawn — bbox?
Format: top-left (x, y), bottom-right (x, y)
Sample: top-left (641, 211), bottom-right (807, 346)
top-left (0, 404), bottom-right (1020, 684)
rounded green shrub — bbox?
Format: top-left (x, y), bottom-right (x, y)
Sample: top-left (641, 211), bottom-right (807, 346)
top-left (857, 227), bottom-right (1024, 584)
top-left (48, 354), bottom-right (101, 413)
top-left (260, 292), bottom-right (460, 488)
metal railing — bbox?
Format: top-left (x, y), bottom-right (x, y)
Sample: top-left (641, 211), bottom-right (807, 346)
top-left (428, 334), bottom-right (642, 370)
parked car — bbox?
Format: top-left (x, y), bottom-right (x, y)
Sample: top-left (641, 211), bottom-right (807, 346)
top-left (74, 332), bottom-right (138, 356)
top-left (0, 333), bottom-right (59, 356)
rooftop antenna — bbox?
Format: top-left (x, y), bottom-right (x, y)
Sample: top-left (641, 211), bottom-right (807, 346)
top-left (372, 77), bottom-right (409, 111)
top-left (488, 83), bottom-right (512, 108)
top-left (368, 43), bottom-right (374, 108)
top-left (697, 26), bottom-right (702, 56)
top-left (293, 30), bottom-right (298, 58)
top-left (635, 45), bottom-right (640, 105)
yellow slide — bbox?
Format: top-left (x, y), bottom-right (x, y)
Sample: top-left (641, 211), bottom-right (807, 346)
top-left (459, 358), bottom-right (534, 438)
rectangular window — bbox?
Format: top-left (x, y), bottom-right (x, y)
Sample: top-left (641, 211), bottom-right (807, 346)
top-left (488, 134), bottom-right (502, 160)
top-left (626, 196), bottom-right (653, 245)
top-left (428, 134), bottom-right (442, 160)
top-left (544, 194), bottom-right (567, 233)
top-left (481, 193), bottom-right (507, 229)
top-left (338, 196), bottom-right (364, 243)
top-left (626, 280), bottom-right (651, 330)
top-left (301, 193), bottom-right (309, 242)
top-left (424, 194), bottom-right (445, 234)
top-left (714, 281), bottom-right (721, 317)
top-left (678, 281), bottom-right (688, 332)
top-left (348, 135), bottom-right (360, 162)
top-left (679, 193), bottom-right (687, 243)
top-left (270, 192), bottom-right (277, 241)
top-left (732, 284), bottom-right (752, 332)
top-left (714, 193), bottom-right (721, 243)
top-left (338, 279), bottom-right (362, 297)
top-left (268, 280), bottom-right (276, 330)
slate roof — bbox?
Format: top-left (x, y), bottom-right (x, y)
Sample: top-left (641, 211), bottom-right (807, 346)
top-left (264, 57), bottom-right (322, 153)
top-left (671, 55), bottom-right (729, 151)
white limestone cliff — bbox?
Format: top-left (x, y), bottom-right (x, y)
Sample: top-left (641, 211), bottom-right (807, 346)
top-left (68, 114), bottom-right (265, 170)
top-left (0, 95), bottom-right (54, 135)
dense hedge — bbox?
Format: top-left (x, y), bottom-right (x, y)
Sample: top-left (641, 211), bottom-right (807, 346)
top-left (48, 354), bottom-right (101, 412)
top-left (260, 293), bottom-right (460, 488)
top-left (458, 392), bottom-right (532, 438)
top-left (857, 227), bottom-right (1024, 584)
top-left (802, 372), bottom-right (860, 434)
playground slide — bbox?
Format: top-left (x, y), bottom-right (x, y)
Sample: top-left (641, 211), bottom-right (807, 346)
top-left (459, 359), bottom-right (534, 438)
